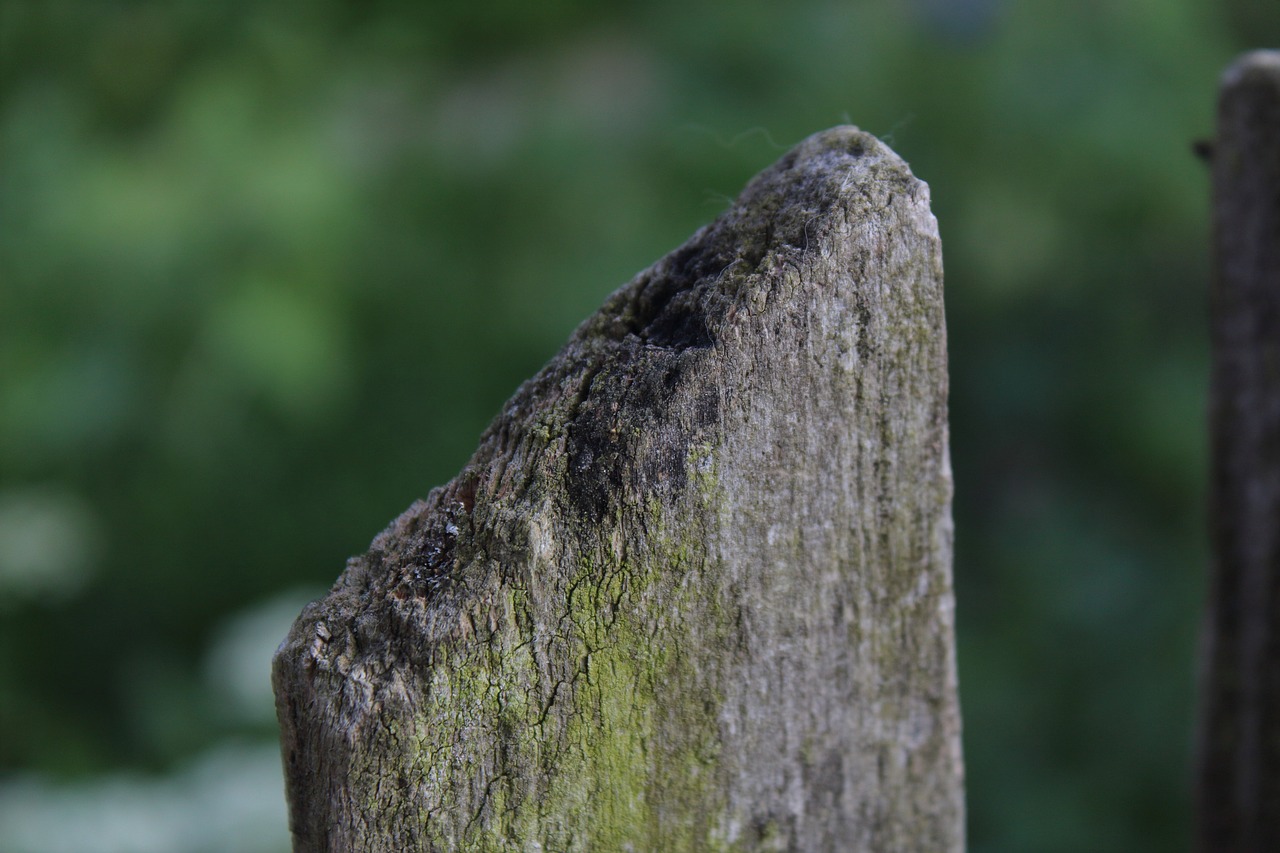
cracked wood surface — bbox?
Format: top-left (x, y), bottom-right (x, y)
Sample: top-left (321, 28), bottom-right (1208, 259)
top-left (273, 126), bottom-right (963, 852)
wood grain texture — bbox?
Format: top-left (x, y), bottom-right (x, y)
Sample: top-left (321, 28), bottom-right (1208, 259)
top-left (273, 126), bottom-right (962, 852)
top-left (1199, 51), bottom-right (1280, 853)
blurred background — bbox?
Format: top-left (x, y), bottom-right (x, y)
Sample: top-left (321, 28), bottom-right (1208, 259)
top-left (1, 1), bottom-right (1273, 850)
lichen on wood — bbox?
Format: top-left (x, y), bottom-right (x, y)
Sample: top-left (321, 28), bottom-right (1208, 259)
top-left (273, 126), bottom-right (963, 852)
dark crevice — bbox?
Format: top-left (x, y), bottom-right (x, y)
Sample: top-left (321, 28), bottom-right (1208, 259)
top-left (617, 235), bottom-right (758, 351)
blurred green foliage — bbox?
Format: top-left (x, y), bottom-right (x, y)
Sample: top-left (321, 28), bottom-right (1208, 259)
top-left (0, 0), bottom-right (1259, 849)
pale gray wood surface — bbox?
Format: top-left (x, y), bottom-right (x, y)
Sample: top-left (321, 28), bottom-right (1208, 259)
top-left (273, 126), bottom-right (963, 852)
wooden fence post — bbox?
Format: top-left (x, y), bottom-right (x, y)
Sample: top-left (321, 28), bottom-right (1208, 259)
top-left (273, 127), bottom-right (964, 851)
top-left (1199, 50), bottom-right (1280, 853)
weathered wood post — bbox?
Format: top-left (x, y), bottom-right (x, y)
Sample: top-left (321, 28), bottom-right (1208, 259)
top-left (1199, 51), bottom-right (1280, 853)
top-left (273, 126), bottom-right (963, 851)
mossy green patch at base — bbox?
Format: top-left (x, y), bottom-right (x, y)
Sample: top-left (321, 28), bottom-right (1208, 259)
top-left (393, 472), bottom-right (736, 851)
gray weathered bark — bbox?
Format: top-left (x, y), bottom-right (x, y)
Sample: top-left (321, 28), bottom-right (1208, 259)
top-left (273, 126), bottom-right (963, 852)
top-left (1199, 51), bottom-right (1280, 853)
